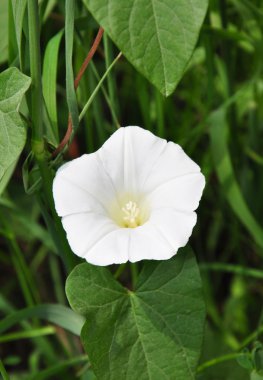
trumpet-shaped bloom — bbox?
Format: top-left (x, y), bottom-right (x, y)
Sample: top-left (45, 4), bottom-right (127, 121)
top-left (53, 126), bottom-right (205, 266)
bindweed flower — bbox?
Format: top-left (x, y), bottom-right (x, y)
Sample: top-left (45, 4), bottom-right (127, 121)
top-left (53, 126), bottom-right (205, 266)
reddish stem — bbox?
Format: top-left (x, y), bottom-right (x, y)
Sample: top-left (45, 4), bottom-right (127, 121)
top-left (52, 27), bottom-right (104, 157)
top-left (74, 27), bottom-right (104, 89)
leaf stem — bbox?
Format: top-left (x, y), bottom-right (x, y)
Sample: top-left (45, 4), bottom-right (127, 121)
top-left (197, 353), bottom-right (242, 373)
top-left (114, 263), bottom-right (127, 279)
top-left (74, 27), bottom-right (104, 88)
top-left (239, 324), bottom-right (263, 349)
top-left (130, 263), bottom-right (138, 289)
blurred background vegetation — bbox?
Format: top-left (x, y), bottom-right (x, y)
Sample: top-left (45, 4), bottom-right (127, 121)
top-left (0, 0), bottom-right (263, 379)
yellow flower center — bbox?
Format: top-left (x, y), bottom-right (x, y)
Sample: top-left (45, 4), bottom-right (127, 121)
top-left (108, 194), bottom-right (149, 228)
top-left (122, 201), bottom-right (140, 228)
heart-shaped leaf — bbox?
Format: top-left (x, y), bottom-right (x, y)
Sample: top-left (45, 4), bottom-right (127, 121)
top-left (0, 67), bottom-right (31, 192)
top-left (66, 247), bottom-right (206, 379)
top-left (83, 0), bottom-right (208, 96)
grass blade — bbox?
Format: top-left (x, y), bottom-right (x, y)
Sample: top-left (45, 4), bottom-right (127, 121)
top-left (0, 304), bottom-right (85, 336)
top-left (65, 0), bottom-right (79, 129)
top-left (28, 355), bottom-right (89, 380)
top-left (209, 109), bottom-right (263, 251)
top-left (43, 29), bottom-right (64, 142)
top-left (0, 326), bottom-right (56, 344)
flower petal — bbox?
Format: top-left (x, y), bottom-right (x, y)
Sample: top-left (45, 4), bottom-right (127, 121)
top-left (83, 228), bottom-right (130, 265)
top-left (53, 153), bottom-right (116, 217)
top-left (127, 209), bottom-right (197, 263)
top-left (98, 126), bottom-right (167, 194)
top-left (148, 172), bottom-right (205, 212)
top-left (127, 223), bottom-right (175, 262)
top-left (143, 141), bottom-right (202, 193)
top-left (149, 208), bottom-right (197, 249)
top-left (61, 212), bottom-right (119, 261)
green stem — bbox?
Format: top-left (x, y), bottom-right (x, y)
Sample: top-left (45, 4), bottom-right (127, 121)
top-left (90, 60), bottom-right (120, 129)
top-left (155, 90), bottom-right (165, 137)
top-left (65, 0), bottom-right (79, 129)
top-left (11, 252), bottom-right (34, 307)
top-left (37, 195), bottom-right (77, 273)
top-left (204, 19), bottom-right (215, 110)
top-left (114, 263), bottom-right (127, 279)
top-left (239, 325), bottom-right (263, 349)
top-left (49, 255), bottom-right (66, 305)
top-left (27, 0), bottom-right (75, 272)
top-left (79, 53), bottom-right (122, 122)
top-left (197, 353), bottom-right (243, 373)
top-left (27, 0), bottom-right (43, 142)
top-left (200, 262), bottom-right (263, 279)
top-left (10, 238), bottom-right (39, 305)
top-left (130, 263), bottom-right (138, 289)
top-left (103, 33), bottom-right (120, 119)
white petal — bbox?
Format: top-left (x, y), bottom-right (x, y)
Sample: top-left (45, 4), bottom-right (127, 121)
top-left (127, 223), bottom-right (175, 262)
top-left (53, 153), bottom-right (117, 217)
top-left (98, 126), bottom-right (167, 194)
top-left (61, 212), bottom-right (119, 261)
top-left (84, 228), bottom-right (130, 266)
top-left (149, 208), bottom-right (197, 250)
top-left (127, 209), bottom-right (197, 263)
top-left (143, 141), bottom-right (202, 193)
top-left (148, 172), bottom-right (205, 212)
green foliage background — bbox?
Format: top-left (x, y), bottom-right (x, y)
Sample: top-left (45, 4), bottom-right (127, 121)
top-left (0, 0), bottom-right (263, 379)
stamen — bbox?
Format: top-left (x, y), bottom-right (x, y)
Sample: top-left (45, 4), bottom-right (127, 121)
top-left (122, 201), bottom-right (140, 228)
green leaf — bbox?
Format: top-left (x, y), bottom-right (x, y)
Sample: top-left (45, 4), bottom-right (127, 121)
top-left (236, 349), bottom-right (254, 371)
top-left (0, 0), bottom-right (8, 64)
top-left (66, 247), bottom-right (206, 379)
top-left (83, 0), bottom-right (208, 96)
top-left (0, 67), bottom-right (31, 190)
top-left (252, 343), bottom-right (263, 373)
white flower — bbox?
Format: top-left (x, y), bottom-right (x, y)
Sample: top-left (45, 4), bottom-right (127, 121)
top-left (53, 126), bottom-right (205, 266)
